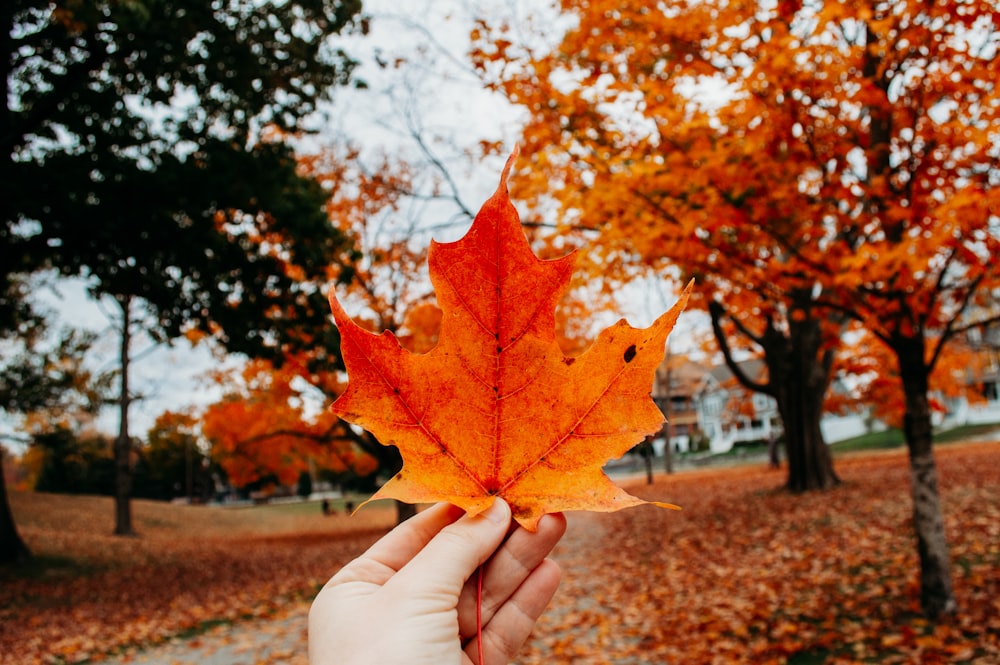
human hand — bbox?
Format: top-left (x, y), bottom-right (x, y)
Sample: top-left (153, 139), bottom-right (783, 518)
top-left (308, 499), bottom-right (566, 665)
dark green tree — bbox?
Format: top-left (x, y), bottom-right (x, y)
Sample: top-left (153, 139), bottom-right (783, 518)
top-left (33, 428), bottom-right (116, 495)
top-left (133, 410), bottom-right (213, 502)
top-left (2, 0), bottom-right (366, 537)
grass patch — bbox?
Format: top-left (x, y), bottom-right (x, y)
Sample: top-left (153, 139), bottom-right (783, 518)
top-left (933, 422), bottom-right (1000, 443)
top-left (831, 422), bottom-right (1000, 455)
top-left (831, 428), bottom-right (906, 453)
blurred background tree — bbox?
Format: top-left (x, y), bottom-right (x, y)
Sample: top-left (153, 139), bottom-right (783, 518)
top-left (0, 314), bottom-right (97, 561)
top-left (2, 0), bottom-right (368, 540)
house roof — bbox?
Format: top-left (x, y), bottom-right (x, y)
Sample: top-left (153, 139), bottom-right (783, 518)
top-left (692, 358), bottom-right (769, 397)
top-left (652, 359), bottom-right (711, 398)
top-left (707, 358), bottom-right (768, 385)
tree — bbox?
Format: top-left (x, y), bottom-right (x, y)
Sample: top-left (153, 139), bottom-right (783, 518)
top-left (137, 410), bottom-right (212, 502)
top-left (472, 5), bottom-right (843, 493)
top-left (475, 0), bottom-right (1000, 616)
top-left (274, 144), bottom-right (439, 522)
top-left (202, 359), bottom-right (378, 493)
top-left (33, 427), bottom-right (115, 495)
top-left (3, 0), bottom-right (367, 535)
top-left (0, 317), bottom-right (97, 562)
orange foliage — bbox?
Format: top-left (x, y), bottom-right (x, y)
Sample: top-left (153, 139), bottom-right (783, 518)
top-left (202, 360), bottom-right (376, 488)
top-left (297, 143), bottom-right (432, 334)
top-left (329, 153), bottom-right (690, 530)
top-left (472, 0), bottom-right (1000, 415)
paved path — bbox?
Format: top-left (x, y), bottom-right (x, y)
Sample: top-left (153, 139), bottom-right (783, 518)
top-left (98, 603), bottom-right (310, 665)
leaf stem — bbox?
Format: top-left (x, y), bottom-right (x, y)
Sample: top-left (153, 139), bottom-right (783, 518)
top-left (477, 563), bottom-right (485, 664)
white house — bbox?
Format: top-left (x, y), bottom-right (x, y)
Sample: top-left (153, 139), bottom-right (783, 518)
top-left (650, 351), bottom-right (1000, 456)
top-left (939, 333), bottom-right (1000, 427)
top-left (692, 360), bottom-right (783, 453)
top-left (657, 358), bottom-right (873, 454)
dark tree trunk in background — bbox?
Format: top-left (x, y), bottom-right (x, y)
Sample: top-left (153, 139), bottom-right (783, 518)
top-left (772, 313), bottom-right (839, 492)
top-left (113, 295), bottom-right (135, 536)
top-left (894, 333), bottom-right (956, 617)
top-left (661, 353), bottom-right (675, 475)
top-left (0, 458), bottom-right (31, 563)
top-left (774, 375), bottom-right (837, 491)
top-left (395, 500), bottom-right (418, 523)
top-left (711, 294), bottom-right (839, 492)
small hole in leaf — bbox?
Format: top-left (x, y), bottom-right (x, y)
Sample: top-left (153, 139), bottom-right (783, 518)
top-left (623, 344), bottom-right (637, 363)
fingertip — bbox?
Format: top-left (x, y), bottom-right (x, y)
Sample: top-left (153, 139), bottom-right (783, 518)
top-left (537, 557), bottom-right (563, 587)
top-left (536, 512), bottom-right (567, 538)
top-left (483, 497), bottom-right (511, 525)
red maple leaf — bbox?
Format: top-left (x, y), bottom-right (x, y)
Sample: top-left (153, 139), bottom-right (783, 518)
top-left (330, 151), bottom-right (690, 529)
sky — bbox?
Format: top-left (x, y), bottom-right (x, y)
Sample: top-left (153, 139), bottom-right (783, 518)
top-left (3, 0), bottom-right (701, 448)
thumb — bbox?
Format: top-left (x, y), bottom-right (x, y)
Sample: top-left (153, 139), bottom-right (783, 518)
top-left (386, 499), bottom-right (511, 599)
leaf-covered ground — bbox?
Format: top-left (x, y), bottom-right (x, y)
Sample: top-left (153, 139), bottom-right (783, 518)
top-left (1, 496), bottom-right (395, 665)
top-left (3, 441), bottom-right (998, 665)
top-left (522, 441), bottom-right (1000, 664)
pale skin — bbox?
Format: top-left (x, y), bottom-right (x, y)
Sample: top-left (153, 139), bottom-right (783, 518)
top-left (309, 499), bottom-right (566, 665)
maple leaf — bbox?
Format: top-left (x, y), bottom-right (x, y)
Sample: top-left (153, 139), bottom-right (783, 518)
top-left (329, 151), bottom-right (691, 530)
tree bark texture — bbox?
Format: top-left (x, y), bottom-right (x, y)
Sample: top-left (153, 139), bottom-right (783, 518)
top-left (897, 335), bottom-right (957, 617)
top-left (0, 457), bottom-right (31, 563)
top-left (114, 295), bottom-right (135, 536)
top-left (710, 297), bottom-right (839, 492)
top-left (773, 312), bottom-right (839, 492)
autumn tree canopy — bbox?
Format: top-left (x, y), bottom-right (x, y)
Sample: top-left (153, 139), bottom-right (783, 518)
top-left (202, 360), bottom-right (377, 491)
top-left (474, 0), bottom-right (999, 617)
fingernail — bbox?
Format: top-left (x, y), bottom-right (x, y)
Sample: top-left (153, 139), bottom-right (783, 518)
top-left (484, 498), bottom-right (510, 524)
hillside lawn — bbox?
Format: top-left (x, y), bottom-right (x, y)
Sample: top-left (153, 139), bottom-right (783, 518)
top-left (2, 440), bottom-right (999, 664)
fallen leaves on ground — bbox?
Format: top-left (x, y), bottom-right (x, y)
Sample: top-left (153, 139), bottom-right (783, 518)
top-left (520, 441), bottom-right (1000, 664)
top-left (3, 442), bottom-right (998, 665)
top-left (1, 496), bottom-right (394, 665)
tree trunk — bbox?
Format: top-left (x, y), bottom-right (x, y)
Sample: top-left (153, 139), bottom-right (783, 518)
top-left (896, 335), bottom-right (956, 617)
top-left (373, 445), bottom-right (417, 525)
top-left (113, 294), bottom-right (135, 536)
top-left (0, 456), bottom-right (31, 563)
top-left (662, 355), bottom-right (674, 475)
top-left (711, 297), bottom-right (839, 491)
top-left (779, 310), bottom-right (839, 491)
top-left (774, 381), bottom-right (837, 491)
